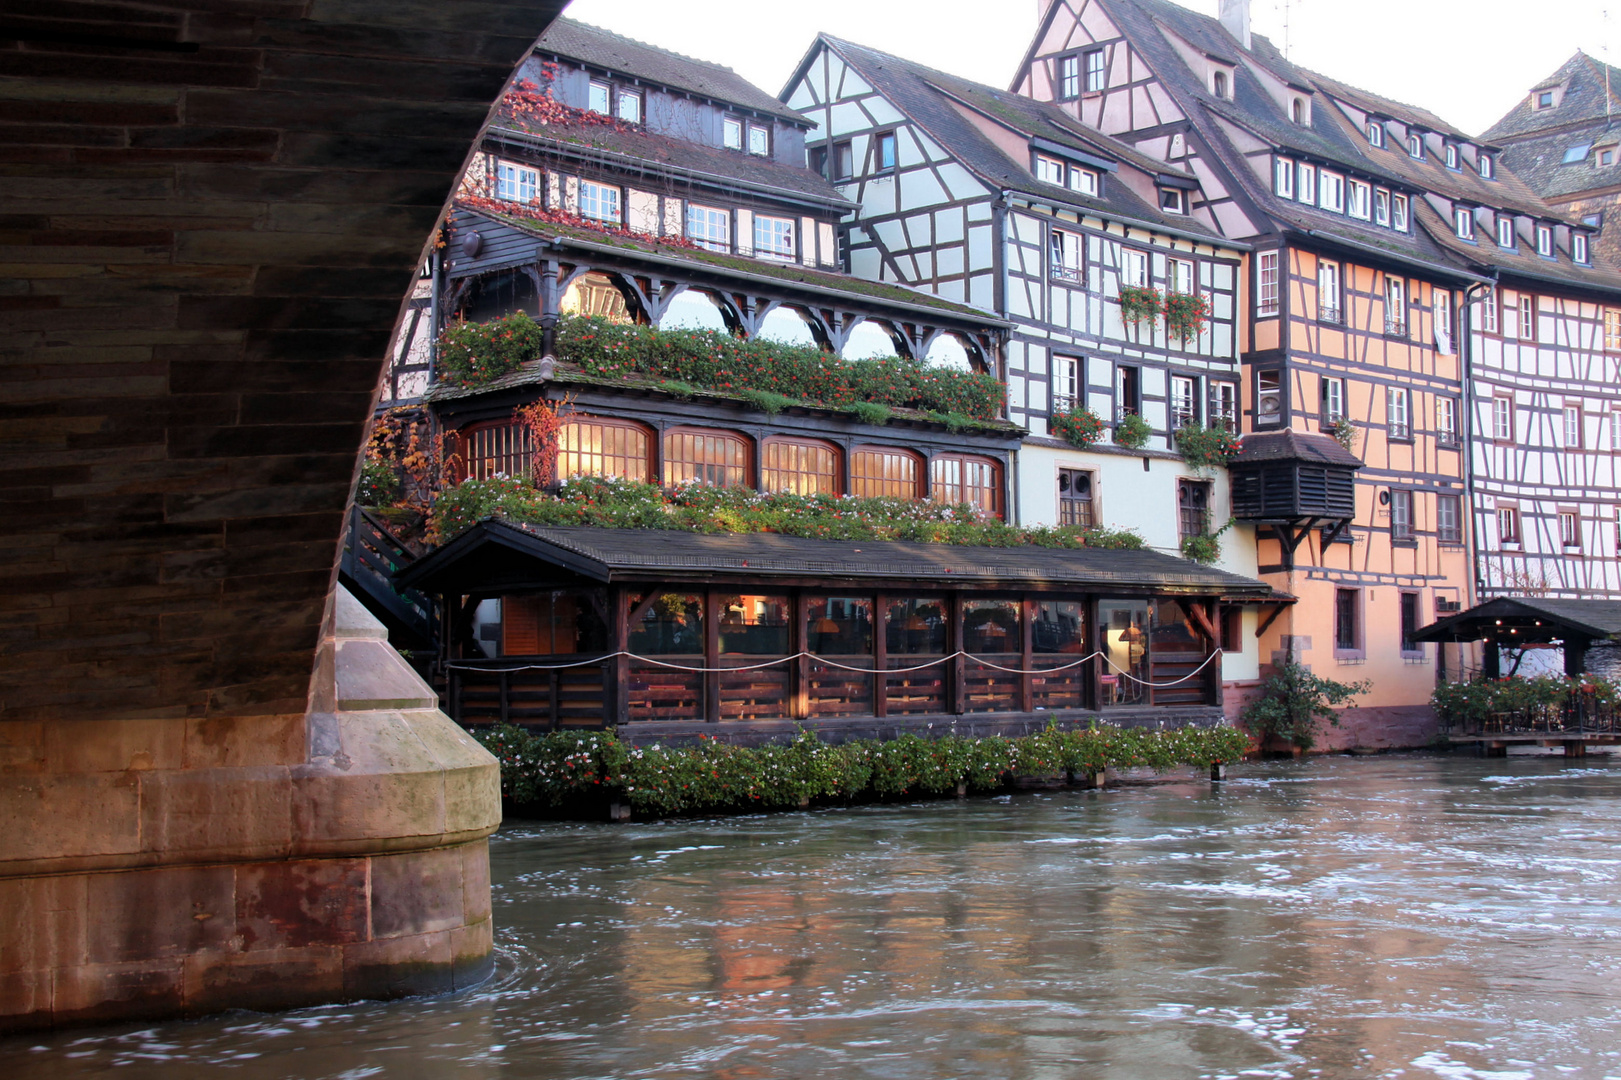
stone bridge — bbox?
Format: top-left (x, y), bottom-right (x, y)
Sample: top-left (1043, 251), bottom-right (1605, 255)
top-left (1, 0), bottom-right (567, 1029)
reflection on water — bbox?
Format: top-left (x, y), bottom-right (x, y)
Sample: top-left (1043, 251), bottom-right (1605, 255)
top-left (10, 755), bottom-right (1621, 1079)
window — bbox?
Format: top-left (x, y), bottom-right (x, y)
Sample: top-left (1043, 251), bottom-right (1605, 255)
top-left (616, 90), bottom-right (642, 124)
top-left (1258, 251), bottom-right (1280, 316)
top-left (578, 179), bottom-right (621, 224)
top-left (502, 591), bottom-right (609, 658)
top-left (1497, 505), bottom-right (1520, 544)
top-left (833, 140), bottom-right (854, 180)
top-left (588, 80), bottom-right (611, 115)
top-left (1537, 90), bottom-right (1555, 109)
top-left (1035, 154), bottom-right (1065, 185)
top-left (1059, 54), bottom-right (1080, 99)
top-left (722, 116), bottom-right (742, 150)
top-left (1320, 375), bottom-right (1346, 424)
top-left (1052, 355), bottom-right (1081, 411)
top-left (1348, 180), bottom-right (1371, 220)
top-left (1084, 49), bottom-right (1105, 93)
top-left (1387, 386), bottom-right (1411, 440)
top-left (1384, 276), bottom-right (1406, 335)
top-left (1437, 397), bottom-right (1459, 446)
top-left (496, 161), bottom-right (539, 203)
top-left (1481, 287), bottom-right (1499, 333)
top-left (1220, 606), bottom-right (1242, 653)
top-left (1438, 494), bottom-right (1462, 542)
top-left (808, 145), bottom-right (826, 177)
top-left (874, 131), bottom-right (897, 173)
top-left (1274, 157), bottom-right (1294, 198)
top-left (1560, 510), bottom-right (1581, 549)
top-left (1408, 133), bottom-right (1423, 158)
top-left (1115, 364), bottom-right (1141, 417)
top-left (1170, 258), bottom-right (1194, 295)
top-left (762, 439), bottom-right (839, 495)
top-left (1334, 589), bottom-right (1360, 652)
top-left (1178, 479), bottom-right (1211, 541)
top-left (1400, 592), bottom-right (1422, 654)
top-left (1434, 289), bottom-right (1453, 353)
top-left (460, 420), bottom-right (529, 481)
top-left (1297, 162), bottom-right (1316, 204)
top-left (1291, 98), bottom-right (1305, 125)
top-left (753, 215), bottom-right (795, 261)
top-left (558, 417), bottom-right (651, 481)
top-left (1391, 489), bottom-right (1414, 540)
top-left (931, 455), bottom-right (1001, 516)
top-left (1607, 309), bottom-right (1621, 352)
top-left (1121, 248), bottom-right (1148, 288)
top-left (1392, 194), bottom-right (1409, 232)
top-left (1497, 215), bottom-right (1515, 249)
top-left (1058, 469), bottom-right (1094, 527)
top-left (851, 447), bottom-right (920, 499)
top-left (1445, 143), bottom-right (1460, 170)
top-left (1211, 383), bottom-right (1237, 431)
top-left (1454, 206), bottom-right (1475, 240)
top-left (1479, 154), bottom-right (1494, 179)
top-left (1255, 369), bottom-right (1283, 424)
top-left (1159, 187), bottom-right (1186, 213)
top-left (1519, 295), bottom-right (1535, 341)
top-left (1536, 225), bottom-right (1554, 258)
top-left (1492, 395), bottom-right (1513, 441)
top-left (1367, 121), bottom-right (1384, 147)
top-left (1375, 188), bottom-right (1391, 226)
top-left (664, 429), bottom-right (749, 487)
top-left (685, 204), bottom-right (730, 252)
top-left (1069, 166), bottom-right (1099, 195)
top-left (1171, 375), bottom-right (1198, 429)
top-left (1213, 70), bottom-right (1229, 99)
top-left (1574, 234), bottom-right (1590, 264)
top-left (1603, 149), bottom-right (1617, 167)
top-left (1317, 260), bottom-right (1341, 323)
top-left (1564, 404), bottom-right (1582, 448)
top-left (1050, 229), bottom-right (1082, 282)
top-left (746, 123), bottom-right (770, 157)
top-left (1562, 142), bottom-right (1592, 164)
top-left (1318, 171), bottom-right (1344, 213)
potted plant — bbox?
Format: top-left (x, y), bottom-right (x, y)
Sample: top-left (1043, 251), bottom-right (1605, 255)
top-left (1163, 291), bottom-right (1211, 343)
top-left (1117, 284), bottom-right (1163, 326)
top-left (1175, 423), bottom-right (1241, 469)
top-left (1331, 416), bottom-right (1358, 454)
top-left (1113, 413), bottom-right (1152, 449)
top-left (1050, 406), bottom-right (1105, 449)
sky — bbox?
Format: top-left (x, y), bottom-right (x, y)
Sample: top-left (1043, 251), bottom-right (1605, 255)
top-left (561, 0), bottom-right (1615, 137)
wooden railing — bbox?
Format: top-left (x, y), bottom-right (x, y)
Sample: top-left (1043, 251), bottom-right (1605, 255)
top-left (447, 657), bottom-right (612, 729)
top-left (339, 505), bottom-right (436, 648)
top-left (1438, 693), bottom-right (1621, 736)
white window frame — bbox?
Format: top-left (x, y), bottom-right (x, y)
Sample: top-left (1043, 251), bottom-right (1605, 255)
top-left (588, 80), bottom-right (611, 116)
top-left (1392, 194), bottom-right (1409, 232)
top-left (1317, 260), bottom-right (1341, 323)
top-left (1519, 295), bottom-right (1536, 341)
top-left (1387, 385), bottom-right (1410, 439)
top-left (1479, 154), bottom-right (1494, 179)
top-left (1536, 225), bottom-right (1554, 258)
top-left (1211, 383), bottom-right (1237, 431)
top-left (1321, 375), bottom-right (1345, 422)
top-left (496, 160), bottom-right (539, 204)
top-left (1454, 206), bottom-right (1475, 240)
top-left (1408, 133), bottom-right (1424, 159)
top-left (1481, 287), bottom-right (1499, 333)
top-left (1445, 143), bottom-right (1460, 170)
top-left (1497, 505), bottom-right (1520, 544)
top-left (747, 123), bottom-right (771, 157)
top-left (616, 89), bottom-right (642, 124)
top-left (722, 117), bottom-right (742, 150)
top-left (1297, 162), bottom-right (1316, 204)
top-left (1084, 49), bottom-right (1105, 93)
top-left (1274, 157), bottom-right (1294, 198)
top-left (1611, 408), bottom-right (1621, 450)
top-left (1171, 375), bottom-right (1198, 429)
top-left (1318, 170), bottom-right (1344, 213)
top-left (753, 215), bottom-right (795, 261)
top-left (1574, 234), bottom-right (1590, 264)
top-left (577, 179), bottom-right (621, 224)
top-left (1374, 188), bottom-right (1391, 227)
top-left (1564, 404), bottom-right (1583, 448)
top-left (1160, 187), bottom-right (1187, 213)
top-left (1434, 290), bottom-right (1453, 353)
top-left (1560, 510), bottom-right (1581, 549)
top-left (1492, 395), bottom-right (1513, 441)
top-left (685, 204), bottom-right (730, 253)
top-left (1053, 355), bottom-right (1082, 411)
top-left (1035, 155), bottom-right (1065, 186)
top-left (1348, 180), bottom-right (1370, 220)
top-left (1121, 248), bottom-right (1148, 289)
top-left (1497, 215), bottom-right (1515, 249)
top-left (1367, 121), bottom-right (1384, 147)
top-left (1385, 276), bottom-right (1406, 336)
top-left (1170, 257), bottom-right (1194, 295)
top-left (1050, 228), bottom-right (1082, 283)
top-left (1069, 166), bottom-right (1099, 196)
top-left (1437, 396), bottom-right (1458, 445)
top-left (1257, 251), bottom-right (1280, 317)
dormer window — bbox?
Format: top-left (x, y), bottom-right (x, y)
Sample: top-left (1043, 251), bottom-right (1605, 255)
top-left (1537, 224), bottom-right (1554, 258)
top-left (1408, 133), bottom-right (1424, 159)
top-left (1291, 97), bottom-right (1306, 124)
top-left (1274, 157), bottom-right (1294, 198)
top-left (747, 123), bottom-right (771, 157)
top-left (1069, 166), bottom-right (1099, 196)
top-left (1497, 214), bottom-right (1515, 249)
top-left (1374, 187), bottom-right (1391, 226)
top-left (1348, 180), bottom-right (1370, 219)
top-left (1317, 170), bottom-right (1344, 213)
top-left (495, 160), bottom-right (539, 204)
top-left (1297, 162), bottom-right (1316, 204)
top-left (1574, 233), bottom-right (1590, 264)
top-left (722, 117), bottom-right (742, 150)
top-left (1392, 193), bottom-right (1409, 232)
top-left (1159, 187), bottom-right (1187, 213)
top-left (616, 89), bottom-right (642, 125)
top-left (1454, 206), bottom-right (1475, 241)
top-left (1601, 148), bottom-right (1617, 167)
top-left (1479, 154), bottom-right (1495, 179)
top-left (1445, 144), bottom-right (1460, 170)
top-left (1213, 70), bottom-right (1229, 99)
top-left (1035, 154), bottom-right (1065, 185)
top-left (1367, 121), bottom-right (1385, 147)
top-left (1536, 90), bottom-right (1555, 109)
top-left (588, 80), bottom-right (611, 115)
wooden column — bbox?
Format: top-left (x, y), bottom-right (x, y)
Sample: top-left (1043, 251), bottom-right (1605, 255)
top-left (1019, 596), bottom-right (1036, 713)
top-left (794, 593), bottom-right (812, 720)
top-left (704, 589), bottom-right (721, 724)
top-left (874, 592), bottom-right (889, 718)
top-left (949, 592), bottom-right (966, 715)
top-left (1085, 597), bottom-right (1100, 712)
top-left (1205, 601), bottom-right (1224, 707)
top-left (611, 586), bottom-right (630, 727)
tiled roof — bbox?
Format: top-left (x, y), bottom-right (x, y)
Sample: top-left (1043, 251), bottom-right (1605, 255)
top-left (1494, 124), bottom-right (1621, 203)
top-left (535, 18), bottom-right (807, 124)
top-left (813, 34), bottom-right (1226, 241)
top-left (1412, 198), bottom-right (1621, 294)
top-left (1482, 52), bottom-right (1621, 143)
top-left (1233, 430), bottom-right (1361, 467)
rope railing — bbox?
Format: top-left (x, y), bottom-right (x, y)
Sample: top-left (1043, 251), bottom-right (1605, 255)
top-left (445, 647), bottom-right (1222, 689)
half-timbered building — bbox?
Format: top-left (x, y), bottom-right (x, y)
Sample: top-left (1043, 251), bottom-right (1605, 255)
top-left (780, 34), bottom-right (1272, 695)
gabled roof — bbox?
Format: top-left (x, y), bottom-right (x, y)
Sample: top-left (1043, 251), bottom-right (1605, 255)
top-left (1482, 52), bottom-right (1621, 144)
top-left (535, 18), bottom-right (807, 125)
top-left (800, 33), bottom-right (1229, 243)
top-left (1414, 595), bottom-right (1621, 644)
top-left (1493, 123), bottom-right (1621, 204)
top-left (400, 520), bottom-right (1272, 597)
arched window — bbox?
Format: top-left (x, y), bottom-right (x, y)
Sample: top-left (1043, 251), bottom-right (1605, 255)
top-left (931, 454), bottom-right (1002, 517)
top-left (1291, 98), bottom-right (1305, 125)
top-left (664, 428), bottom-right (750, 487)
top-left (558, 416), bottom-right (651, 482)
top-left (757, 306), bottom-right (820, 347)
top-left (762, 438), bottom-right (839, 495)
top-left (1212, 71), bottom-right (1228, 99)
top-left (842, 319), bottom-right (901, 360)
top-left (850, 446), bottom-right (921, 499)
top-left (923, 333), bottom-right (974, 372)
top-left (660, 289), bottom-right (730, 332)
top-left (459, 421), bottom-right (530, 482)
top-left (559, 271), bottom-right (632, 323)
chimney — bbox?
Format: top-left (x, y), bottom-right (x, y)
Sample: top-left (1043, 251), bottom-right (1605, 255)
top-left (1219, 0), bottom-right (1251, 50)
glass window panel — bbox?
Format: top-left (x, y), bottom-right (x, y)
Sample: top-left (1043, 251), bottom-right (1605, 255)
top-left (616, 91), bottom-right (641, 124)
top-left (1098, 600), bottom-right (1149, 706)
top-left (748, 123), bottom-right (770, 156)
top-left (931, 455), bottom-right (1000, 516)
top-left (964, 599), bottom-right (1019, 655)
top-left (560, 271), bottom-right (632, 323)
top-left (806, 596), bottom-right (874, 717)
top-left (578, 180), bottom-right (620, 224)
top-left (762, 440), bottom-right (838, 495)
top-left (1033, 601), bottom-right (1086, 654)
top-left (628, 593), bottom-right (703, 655)
top-left (558, 418), bottom-right (649, 481)
top-left (885, 597), bottom-right (949, 656)
top-left (722, 117), bottom-right (742, 149)
top-left (753, 215), bottom-right (795, 260)
top-left (462, 421), bottom-right (531, 481)
top-left (851, 448), bottom-right (919, 499)
top-left (663, 430), bottom-right (748, 487)
top-left (718, 594), bottom-right (790, 655)
top-left (588, 81), bottom-right (610, 115)
top-left (685, 204), bottom-right (730, 252)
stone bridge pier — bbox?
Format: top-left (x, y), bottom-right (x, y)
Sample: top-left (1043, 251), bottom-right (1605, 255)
top-left (0, 0), bottom-right (566, 1029)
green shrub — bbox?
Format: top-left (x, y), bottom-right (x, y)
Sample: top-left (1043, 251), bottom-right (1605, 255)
top-left (1113, 413), bottom-right (1152, 449)
top-left (437, 312), bottom-right (545, 388)
top-left (1241, 661), bottom-right (1370, 750)
top-left (850, 401), bottom-right (892, 426)
top-left (1175, 424), bottom-right (1241, 469)
top-left (357, 459), bottom-right (401, 505)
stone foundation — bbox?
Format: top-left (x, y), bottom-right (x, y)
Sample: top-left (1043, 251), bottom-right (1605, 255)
top-left (0, 590), bottom-right (500, 1031)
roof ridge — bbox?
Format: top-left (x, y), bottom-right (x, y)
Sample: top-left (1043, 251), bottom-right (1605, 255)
top-left (545, 17), bottom-right (741, 77)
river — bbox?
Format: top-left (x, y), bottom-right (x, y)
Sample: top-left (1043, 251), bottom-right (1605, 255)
top-left (8, 754), bottom-right (1621, 1079)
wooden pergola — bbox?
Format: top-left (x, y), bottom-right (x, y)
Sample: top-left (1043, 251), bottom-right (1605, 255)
top-left (1413, 596), bottom-right (1621, 677)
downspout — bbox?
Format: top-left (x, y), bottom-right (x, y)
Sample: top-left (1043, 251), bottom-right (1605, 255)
top-left (994, 192), bottom-right (1019, 526)
top-left (1460, 277), bottom-right (1495, 680)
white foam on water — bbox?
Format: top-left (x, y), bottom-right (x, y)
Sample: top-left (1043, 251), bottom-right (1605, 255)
top-left (1411, 1050), bottom-right (1534, 1080)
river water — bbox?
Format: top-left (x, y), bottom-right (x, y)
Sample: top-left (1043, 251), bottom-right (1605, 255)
top-left (9, 754), bottom-right (1621, 1079)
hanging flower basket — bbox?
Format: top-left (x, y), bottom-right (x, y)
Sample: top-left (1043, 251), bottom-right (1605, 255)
top-left (1163, 291), bottom-right (1211, 342)
top-left (1050, 406), bottom-right (1105, 449)
top-left (1118, 285), bottom-right (1163, 325)
top-left (1113, 413), bottom-right (1152, 449)
top-left (1175, 423), bottom-right (1240, 468)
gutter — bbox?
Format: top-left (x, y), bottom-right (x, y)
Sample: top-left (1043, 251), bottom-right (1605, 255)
top-left (1008, 191), bottom-right (1254, 251)
top-left (486, 126), bottom-right (854, 215)
top-left (1295, 228), bottom-right (1490, 286)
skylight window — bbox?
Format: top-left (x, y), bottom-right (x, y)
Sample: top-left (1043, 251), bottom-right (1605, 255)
top-left (1563, 143), bottom-right (1593, 164)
